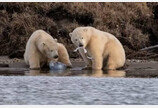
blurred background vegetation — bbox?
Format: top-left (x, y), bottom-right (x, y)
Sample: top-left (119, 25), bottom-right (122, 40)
top-left (0, 2), bottom-right (158, 60)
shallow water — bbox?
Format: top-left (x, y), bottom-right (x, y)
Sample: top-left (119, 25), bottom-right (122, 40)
top-left (0, 61), bottom-right (158, 105)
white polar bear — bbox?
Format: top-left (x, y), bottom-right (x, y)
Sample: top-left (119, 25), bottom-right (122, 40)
top-left (69, 26), bottom-right (126, 70)
top-left (24, 30), bottom-right (72, 69)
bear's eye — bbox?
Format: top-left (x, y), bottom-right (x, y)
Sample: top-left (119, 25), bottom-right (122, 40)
top-left (75, 39), bottom-right (77, 41)
top-left (51, 50), bottom-right (53, 52)
top-left (81, 37), bottom-right (83, 39)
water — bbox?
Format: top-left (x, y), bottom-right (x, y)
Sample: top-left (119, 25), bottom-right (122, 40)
top-left (0, 61), bottom-right (158, 105)
top-left (0, 76), bottom-right (158, 105)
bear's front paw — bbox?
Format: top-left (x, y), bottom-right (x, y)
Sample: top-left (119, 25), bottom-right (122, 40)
top-left (67, 65), bottom-right (72, 68)
top-left (82, 66), bottom-right (92, 70)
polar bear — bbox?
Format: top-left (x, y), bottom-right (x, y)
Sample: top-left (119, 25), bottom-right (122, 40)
top-left (24, 30), bottom-right (72, 69)
top-left (69, 26), bottom-right (126, 70)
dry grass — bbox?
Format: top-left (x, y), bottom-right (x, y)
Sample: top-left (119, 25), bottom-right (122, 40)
top-left (0, 2), bottom-right (157, 59)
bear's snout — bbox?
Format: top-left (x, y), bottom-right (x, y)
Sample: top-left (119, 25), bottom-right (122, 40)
top-left (79, 43), bottom-right (84, 47)
top-left (54, 55), bottom-right (58, 59)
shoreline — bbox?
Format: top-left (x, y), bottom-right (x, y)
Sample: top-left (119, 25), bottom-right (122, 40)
top-left (0, 56), bottom-right (158, 77)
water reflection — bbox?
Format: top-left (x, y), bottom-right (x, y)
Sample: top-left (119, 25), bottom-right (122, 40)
top-left (25, 68), bottom-right (125, 77)
top-left (25, 70), bottom-right (46, 76)
top-left (90, 70), bottom-right (126, 77)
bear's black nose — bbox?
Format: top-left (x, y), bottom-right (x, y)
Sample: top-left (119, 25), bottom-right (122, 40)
top-left (79, 44), bottom-right (83, 47)
top-left (54, 55), bottom-right (58, 59)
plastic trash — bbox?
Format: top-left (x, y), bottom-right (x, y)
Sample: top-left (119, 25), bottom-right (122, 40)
top-left (49, 61), bottom-right (67, 70)
top-left (74, 47), bottom-right (92, 60)
top-left (73, 47), bottom-right (87, 53)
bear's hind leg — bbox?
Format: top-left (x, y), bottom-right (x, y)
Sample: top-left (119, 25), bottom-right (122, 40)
top-left (104, 57), bottom-right (117, 70)
top-left (106, 63), bottom-right (116, 70)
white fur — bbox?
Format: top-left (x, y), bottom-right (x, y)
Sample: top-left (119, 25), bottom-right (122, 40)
top-left (70, 26), bottom-right (126, 70)
top-left (24, 30), bottom-right (71, 69)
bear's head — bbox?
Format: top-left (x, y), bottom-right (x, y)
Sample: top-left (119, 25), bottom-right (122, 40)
top-left (69, 27), bottom-right (92, 48)
top-left (41, 39), bottom-right (59, 59)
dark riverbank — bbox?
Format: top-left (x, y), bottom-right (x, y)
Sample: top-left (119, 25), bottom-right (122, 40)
top-left (0, 3), bottom-right (158, 60)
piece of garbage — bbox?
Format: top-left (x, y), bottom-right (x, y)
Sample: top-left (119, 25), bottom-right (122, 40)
top-left (73, 47), bottom-right (80, 52)
top-left (73, 47), bottom-right (87, 53)
top-left (74, 47), bottom-right (92, 59)
top-left (87, 56), bottom-right (92, 60)
top-left (49, 61), bottom-right (67, 70)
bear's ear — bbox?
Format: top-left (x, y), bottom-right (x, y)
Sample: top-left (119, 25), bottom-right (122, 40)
top-left (83, 28), bottom-right (87, 32)
top-left (54, 38), bottom-right (58, 42)
top-left (69, 33), bottom-right (72, 37)
top-left (43, 43), bottom-right (45, 46)
top-left (42, 43), bottom-right (46, 47)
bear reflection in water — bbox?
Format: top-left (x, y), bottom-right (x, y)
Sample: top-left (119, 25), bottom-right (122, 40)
top-left (25, 69), bottom-right (125, 77)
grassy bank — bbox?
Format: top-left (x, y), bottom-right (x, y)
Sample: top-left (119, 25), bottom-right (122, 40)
top-left (0, 2), bottom-right (158, 60)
